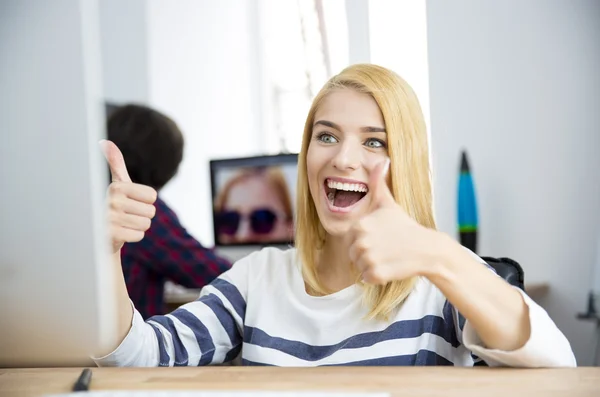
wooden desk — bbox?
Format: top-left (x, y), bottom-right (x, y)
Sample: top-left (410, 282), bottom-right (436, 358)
top-left (1, 367), bottom-right (598, 397)
top-left (165, 290), bottom-right (201, 313)
top-left (526, 283), bottom-right (550, 301)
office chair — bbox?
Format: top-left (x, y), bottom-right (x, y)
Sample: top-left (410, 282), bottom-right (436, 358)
top-left (481, 256), bottom-right (525, 291)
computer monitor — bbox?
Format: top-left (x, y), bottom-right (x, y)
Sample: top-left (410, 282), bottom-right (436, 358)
top-left (210, 154), bottom-right (298, 261)
top-left (0, 1), bottom-right (117, 367)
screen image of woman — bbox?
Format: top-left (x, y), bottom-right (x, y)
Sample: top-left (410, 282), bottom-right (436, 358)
top-left (214, 166), bottom-right (294, 245)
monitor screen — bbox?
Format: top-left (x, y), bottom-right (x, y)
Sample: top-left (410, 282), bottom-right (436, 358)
top-left (210, 154), bottom-right (298, 247)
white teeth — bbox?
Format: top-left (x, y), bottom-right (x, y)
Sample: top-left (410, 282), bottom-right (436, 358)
top-left (327, 192), bottom-right (335, 201)
top-left (326, 179), bottom-right (368, 193)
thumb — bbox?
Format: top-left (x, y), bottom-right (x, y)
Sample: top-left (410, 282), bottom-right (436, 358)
top-left (369, 157), bottom-right (396, 210)
top-left (99, 140), bottom-right (132, 183)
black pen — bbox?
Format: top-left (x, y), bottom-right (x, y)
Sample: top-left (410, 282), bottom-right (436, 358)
top-left (73, 368), bottom-right (92, 392)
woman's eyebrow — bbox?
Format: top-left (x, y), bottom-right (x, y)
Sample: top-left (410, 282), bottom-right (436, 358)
top-left (313, 120), bottom-right (340, 130)
top-left (313, 120), bottom-right (386, 133)
top-left (360, 126), bottom-right (386, 133)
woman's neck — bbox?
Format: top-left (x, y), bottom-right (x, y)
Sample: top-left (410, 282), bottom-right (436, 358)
top-left (316, 234), bottom-right (359, 292)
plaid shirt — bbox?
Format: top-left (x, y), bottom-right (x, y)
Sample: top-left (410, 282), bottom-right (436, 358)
top-left (121, 197), bottom-right (231, 319)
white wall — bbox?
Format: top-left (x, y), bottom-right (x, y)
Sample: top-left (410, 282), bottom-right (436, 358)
top-left (147, 0), bottom-right (264, 245)
top-left (426, 0), bottom-right (600, 365)
top-left (345, 0), bottom-right (370, 64)
top-left (369, 0), bottom-right (430, 142)
top-left (100, 1), bottom-right (264, 244)
top-left (99, 0), bottom-right (149, 104)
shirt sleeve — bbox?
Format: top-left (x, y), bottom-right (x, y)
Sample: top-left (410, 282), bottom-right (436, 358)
top-left (134, 198), bottom-right (232, 288)
top-left (461, 288), bottom-right (577, 367)
top-left (93, 253), bottom-right (253, 367)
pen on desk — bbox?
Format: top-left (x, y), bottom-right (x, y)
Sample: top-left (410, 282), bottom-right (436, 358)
top-left (73, 368), bottom-right (92, 392)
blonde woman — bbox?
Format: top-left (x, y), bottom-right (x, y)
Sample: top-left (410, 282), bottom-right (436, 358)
top-left (98, 64), bottom-right (575, 367)
top-left (214, 167), bottom-right (294, 245)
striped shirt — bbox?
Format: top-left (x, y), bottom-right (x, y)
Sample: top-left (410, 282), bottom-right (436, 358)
top-left (95, 247), bottom-right (576, 367)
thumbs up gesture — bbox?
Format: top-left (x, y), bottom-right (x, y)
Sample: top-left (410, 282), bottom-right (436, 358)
top-left (348, 158), bottom-right (437, 284)
top-left (100, 140), bottom-right (158, 254)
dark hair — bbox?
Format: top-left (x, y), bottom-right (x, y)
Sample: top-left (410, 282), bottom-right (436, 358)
top-left (107, 104), bottom-right (184, 190)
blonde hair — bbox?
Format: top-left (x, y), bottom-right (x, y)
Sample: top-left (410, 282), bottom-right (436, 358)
top-left (295, 64), bottom-right (436, 321)
top-left (216, 167), bottom-right (293, 221)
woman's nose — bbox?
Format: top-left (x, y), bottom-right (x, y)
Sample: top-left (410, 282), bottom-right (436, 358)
top-left (332, 139), bottom-right (361, 171)
top-left (235, 218), bottom-right (252, 242)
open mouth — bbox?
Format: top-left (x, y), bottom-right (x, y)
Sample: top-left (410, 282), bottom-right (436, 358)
top-left (324, 178), bottom-right (369, 209)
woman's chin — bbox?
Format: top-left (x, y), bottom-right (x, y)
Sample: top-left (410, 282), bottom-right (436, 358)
top-left (319, 219), bottom-right (352, 239)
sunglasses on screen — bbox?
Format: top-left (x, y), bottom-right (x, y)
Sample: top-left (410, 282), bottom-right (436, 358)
top-left (216, 208), bottom-right (285, 235)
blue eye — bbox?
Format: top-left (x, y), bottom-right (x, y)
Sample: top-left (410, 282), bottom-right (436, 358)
top-left (317, 133), bottom-right (338, 144)
top-left (365, 138), bottom-right (386, 149)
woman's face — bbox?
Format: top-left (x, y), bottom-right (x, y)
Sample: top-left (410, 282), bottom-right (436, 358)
top-left (218, 174), bottom-right (293, 244)
top-left (306, 89), bottom-right (389, 237)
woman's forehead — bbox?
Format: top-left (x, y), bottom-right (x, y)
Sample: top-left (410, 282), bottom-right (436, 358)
top-left (314, 89), bottom-right (384, 129)
top-left (226, 177), bottom-right (280, 207)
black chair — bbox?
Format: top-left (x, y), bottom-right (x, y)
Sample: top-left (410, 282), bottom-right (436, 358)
top-left (480, 256), bottom-right (525, 291)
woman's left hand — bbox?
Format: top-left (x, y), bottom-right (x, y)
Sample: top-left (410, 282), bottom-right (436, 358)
top-left (349, 162), bottom-right (546, 356)
top-left (348, 160), bottom-right (442, 284)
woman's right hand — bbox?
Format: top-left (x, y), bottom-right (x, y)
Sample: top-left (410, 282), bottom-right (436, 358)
top-left (100, 140), bottom-right (158, 254)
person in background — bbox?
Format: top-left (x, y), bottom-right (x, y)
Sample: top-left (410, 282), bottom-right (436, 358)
top-left (106, 104), bottom-right (231, 319)
top-left (214, 167), bottom-right (294, 245)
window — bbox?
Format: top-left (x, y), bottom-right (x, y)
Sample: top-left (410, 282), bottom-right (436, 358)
top-left (258, 0), bottom-right (348, 154)
top-left (258, 0), bottom-right (429, 153)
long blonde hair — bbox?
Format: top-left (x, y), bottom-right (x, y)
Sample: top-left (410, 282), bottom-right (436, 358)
top-left (295, 64), bottom-right (436, 320)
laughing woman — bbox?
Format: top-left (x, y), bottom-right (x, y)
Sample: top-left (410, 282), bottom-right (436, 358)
top-left (96, 64), bottom-right (575, 367)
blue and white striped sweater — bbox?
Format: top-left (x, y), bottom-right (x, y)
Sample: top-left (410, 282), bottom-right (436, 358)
top-left (95, 247), bottom-right (575, 368)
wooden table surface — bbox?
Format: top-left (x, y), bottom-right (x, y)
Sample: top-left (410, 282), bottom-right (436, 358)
top-left (1, 367), bottom-right (599, 397)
